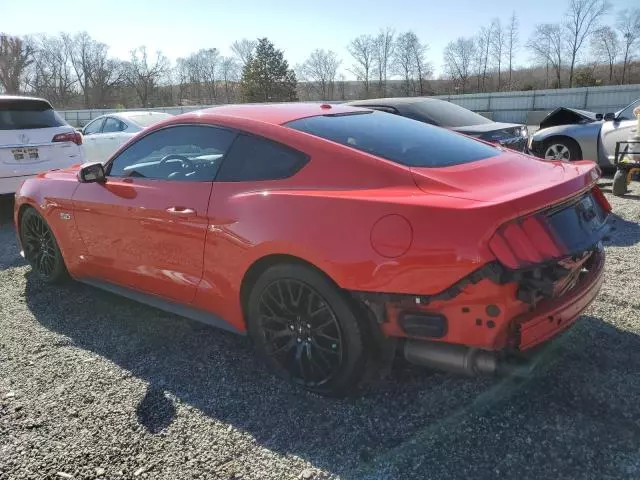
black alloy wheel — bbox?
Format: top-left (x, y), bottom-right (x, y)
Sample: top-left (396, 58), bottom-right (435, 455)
top-left (247, 263), bottom-right (372, 397)
top-left (20, 208), bottom-right (68, 283)
top-left (258, 278), bottom-right (344, 387)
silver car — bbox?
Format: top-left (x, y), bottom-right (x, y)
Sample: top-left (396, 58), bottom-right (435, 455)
top-left (529, 98), bottom-right (640, 167)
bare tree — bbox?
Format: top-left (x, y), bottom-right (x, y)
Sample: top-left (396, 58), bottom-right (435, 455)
top-left (443, 37), bottom-right (475, 93)
top-left (62, 32), bottom-right (116, 108)
top-left (393, 31), bottom-right (430, 96)
top-left (616, 8), bottom-right (640, 84)
top-left (231, 39), bottom-right (257, 68)
top-left (373, 28), bottom-right (395, 96)
top-left (336, 74), bottom-right (346, 100)
top-left (394, 31), bottom-right (418, 96)
top-left (27, 35), bottom-right (77, 106)
top-left (564, 0), bottom-right (610, 87)
top-left (91, 57), bottom-right (123, 108)
top-left (219, 56), bottom-right (239, 103)
top-left (473, 33), bottom-right (484, 91)
top-left (478, 25), bottom-right (493, 91)
top-left (299, 49), bottom-right (341, 100)
top-left (491, 19), bottom-right (506, 90)
top-left (0, 34), bottom-right (33, 94)
top-left (175, 58), bottom-right (190, 105)
top-left (507, 12), bottom-right (519, 90)
top-left (194, 48), bottom-right (220, 104)
top-left (412, 36), bottom-right (431, 96)
top-left (347, 35), bottom-right (375, 97)
top-left (123, 46), bottom-right (169, 107)
top-left (591, 26), bottom-right (619, 82)
top-left (528, 23), bottom-right (564, 88)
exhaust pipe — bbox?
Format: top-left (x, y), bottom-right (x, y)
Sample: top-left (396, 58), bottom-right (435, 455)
top-left (403, 340), bottom-right (532, 377)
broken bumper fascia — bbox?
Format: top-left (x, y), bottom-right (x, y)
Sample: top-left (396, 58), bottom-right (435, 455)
top-left (351, 245), bottom-right (605, 353)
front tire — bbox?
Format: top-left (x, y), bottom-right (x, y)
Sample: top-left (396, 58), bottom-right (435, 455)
top-left (247, 263), bottom-right (372, 397)
top-left (543, 137), bottom-right (582, 161)
top-left (20, 208), bottom-right (68, 283)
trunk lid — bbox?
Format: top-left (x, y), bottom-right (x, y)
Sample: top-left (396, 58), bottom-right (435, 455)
top-left (410, 151), bottom-right (600, 216)
top-left (451, 122), bottom-right (523, 136)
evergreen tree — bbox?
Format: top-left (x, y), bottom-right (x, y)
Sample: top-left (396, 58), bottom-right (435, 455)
top-left (241, 38), bottom-right (297, 102)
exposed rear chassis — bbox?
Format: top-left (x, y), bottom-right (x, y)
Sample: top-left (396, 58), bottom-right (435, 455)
top-left (353, 245), bottom-right (605, 377)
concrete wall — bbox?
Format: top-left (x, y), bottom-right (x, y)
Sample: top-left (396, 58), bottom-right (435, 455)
top-left (432, 84), bottom-right (640, 124)
top-left (59, 84), bottom-right (640, 127)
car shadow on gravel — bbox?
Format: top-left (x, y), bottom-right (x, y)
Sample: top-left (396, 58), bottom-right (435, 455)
top-left (0, 194), bottom-right (15, 226)
top-left (20, 271), bottom-right (502, 476)
top-left (0, 197), bottom-right (27, 271)
top-left (606, 213), bottom-right (640, 247)
top-left (21, 268), bottom-right (640, 478)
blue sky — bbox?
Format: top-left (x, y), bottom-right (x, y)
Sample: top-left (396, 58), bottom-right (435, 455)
top-left (2, 0), bottom-right (637, 76)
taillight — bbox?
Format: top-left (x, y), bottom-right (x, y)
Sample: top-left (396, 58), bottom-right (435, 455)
top-left (591, 185), bottom-right (612, 213)
top-left (489, 213), bottom-right (565, 269)
top-left (52, 131), bottom-right (83, 146)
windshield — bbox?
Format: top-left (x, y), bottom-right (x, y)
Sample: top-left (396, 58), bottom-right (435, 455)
top-left (412, 100), bottom-right (492, 128)
top-left (128, 113), bottom-right (173, 127)
top-left (0, 99), bottom-right (67, 130)
top-left (287, 110), bottom-right (500, 168)
top-left (616, 99), bottom-right (640, 121)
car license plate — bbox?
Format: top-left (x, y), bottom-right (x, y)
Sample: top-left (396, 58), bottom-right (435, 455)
top-left (11, 147), bottom-right (39, 161)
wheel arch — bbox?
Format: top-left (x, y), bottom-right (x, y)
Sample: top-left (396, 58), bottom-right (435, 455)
top-left (239, 253), bottom-right (339, 318)
top-left (15, 202), bottom-right (39, 237)
top-left (238, 252), bottom-right (397, 387)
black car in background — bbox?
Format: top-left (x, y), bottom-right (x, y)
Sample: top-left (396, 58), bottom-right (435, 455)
top-left (346, 97), bottom-right (529, 152)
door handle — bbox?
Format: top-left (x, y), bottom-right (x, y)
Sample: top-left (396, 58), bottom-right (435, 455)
top-left (166, 206), bottom-right (196, 216)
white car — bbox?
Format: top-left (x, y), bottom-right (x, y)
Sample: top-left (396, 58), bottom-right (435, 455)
top-left (1, 96), bottom-right (84, 195)
top-left (81, 111), bottom-right (173, 163)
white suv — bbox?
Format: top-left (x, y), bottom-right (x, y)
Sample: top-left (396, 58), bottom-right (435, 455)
top-left (0, 96), bottom-right (84, 195)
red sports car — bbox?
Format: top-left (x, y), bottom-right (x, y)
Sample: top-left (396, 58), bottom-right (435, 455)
top-left (14, 103), bottom-right (611, 396)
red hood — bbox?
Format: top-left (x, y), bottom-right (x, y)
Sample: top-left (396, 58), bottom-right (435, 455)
top-left (410, 151), bottom-right (600, 216)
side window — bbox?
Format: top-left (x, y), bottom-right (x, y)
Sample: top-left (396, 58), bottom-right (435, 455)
top-left (83, 118), bottom-right (104, 135)
top-left (618, 100), bottom-right (640, 121)
top-left (216, 134), bottom-right (308, 182)
top-left (102, 117), bottom-right (127, 133)
top-left (108, 125), bottom-right (236, 182)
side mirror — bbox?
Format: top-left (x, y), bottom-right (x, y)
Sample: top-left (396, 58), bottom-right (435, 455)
top-left (595, 113), bottom-right (603, 121)
top-left (603, 112), bottom-right (616, 122)
top-left (77, 162), bottom-right (106, 183)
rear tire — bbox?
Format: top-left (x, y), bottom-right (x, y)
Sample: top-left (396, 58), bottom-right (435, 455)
top-left (20, 208), bottom-right (69, 283)
top-left (247, 263), bottom-right (373, 397)
top-left (542, 137), bottom-right (582, 161)
top-left (612, 169), bottom-right (629, 196)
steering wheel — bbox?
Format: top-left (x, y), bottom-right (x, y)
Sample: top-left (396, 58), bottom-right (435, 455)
top-left (159, 154), bottom-right (195, 170)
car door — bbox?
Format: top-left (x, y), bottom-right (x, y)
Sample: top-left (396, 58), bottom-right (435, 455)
top-left (72, 124), bottom-right (237, 303)
top-left (81, 117), bottom-right (105, 163)
top-left (101, 116), bottom-right (132, 160)
top-left (600, 100), bottom-right (640, 165)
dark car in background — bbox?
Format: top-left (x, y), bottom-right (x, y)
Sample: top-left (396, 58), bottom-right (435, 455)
top-left (347, 97), bottom-right (529, 152)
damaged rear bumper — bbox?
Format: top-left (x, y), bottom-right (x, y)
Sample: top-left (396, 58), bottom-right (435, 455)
top-left (352, 246), bottom-right (605, 375)
top-left (513, 247), bottom-right (604, 350)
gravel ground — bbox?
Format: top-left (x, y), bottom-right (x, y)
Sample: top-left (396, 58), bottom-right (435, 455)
top-left (1, 178), bottom-right (639, 480)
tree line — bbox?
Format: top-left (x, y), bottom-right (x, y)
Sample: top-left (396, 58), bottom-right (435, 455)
top-left (0, 0), bottom-right (638, 110)
top-left (444, 1), bottom-right (640, 93)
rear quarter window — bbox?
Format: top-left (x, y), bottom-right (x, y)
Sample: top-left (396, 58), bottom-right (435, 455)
top-left (287, 110), bottom-right (500, 168)
top-left (216, 134), bottom-right (308, 181)
top-left (0, 99), bottom-right (67, 130)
